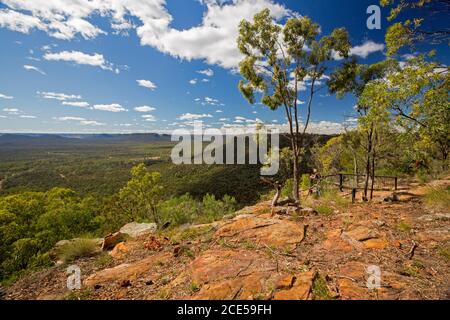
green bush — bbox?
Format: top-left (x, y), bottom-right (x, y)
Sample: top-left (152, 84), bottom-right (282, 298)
top-left (281, 179), bottom-right (293, 198)
top-left (424, 186), bottom-right (450, 212)
top-left (198, 194), bottom-right (236, 224)
top-left (301, 174), bottom-right (311, 191)
top-left (160, 194), bottom-right (199, 226)
top-left (56, 239), bottom-right (100, 264)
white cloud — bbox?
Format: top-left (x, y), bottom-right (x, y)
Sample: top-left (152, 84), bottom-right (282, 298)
top-left (197, 96), bottom-right (222, 106)
top-left (350, 41), bottom-right (385, 58)
top-left (137, 79), bottom-right (157, 91)
top-left (3, 108), bottom-right (20, 114)
top-left (62, 101), bottom-right (90, 108)
top-left (38, 91), bottom-right (82, 101)
top-left (93, 103), bottom-right (127, 112)
top-left (0, 8), bottom-right (45, 34)
top-left (142, 114), bottom-right (156, 121)
top-left (23, 64), bottom-right (46, 75)
top-left (80, 120), bottom-right (105, 126)
top-left (19, 115), bottom-right (36, 119)
top-left (43, 50), bottom-right (116, 72)
top-left (55, 116), bottom-right (86, 121)
top-left (0, 93), bottom-right (13, 99)
top-left (136, 0), bottom-right (295, 69)
top-left (0, 3), bottom-right (104, 40)
top-left (134, 105), bottom-right (156, 112)
top-left (333, 41), bottom-right (385, 60)
top-left (197, 68), bottom-right (214, 77)
top-left (55, 116), bottom-right (104, 126)
top-left (216, 109), bottom-right (223, 113)
top-left (189, 79), bottom-right (198, 85)
top-left (0, 0), bottom-right (295, 69)
top-left (178, 113), bottom-right (213, 120)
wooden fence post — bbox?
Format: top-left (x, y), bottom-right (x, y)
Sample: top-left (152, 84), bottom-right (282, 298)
top-left (352, 188), bottom-right (356, 204)
top-left (339, 174), bottom-right (344, 192)
top-left (394, 177), bottom-right (398, 191)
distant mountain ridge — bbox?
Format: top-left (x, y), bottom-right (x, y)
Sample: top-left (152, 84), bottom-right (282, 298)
top-left (0, 133), bottom-right (172, 144)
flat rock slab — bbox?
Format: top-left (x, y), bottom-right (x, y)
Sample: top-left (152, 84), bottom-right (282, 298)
top-left (120, 222), bottom-right (157, 238)
top-left (188, 249), bottom-right (316, 300)
top-left (272, 270), bottom-right (317, 300)
top-left (190, 249), bottom-right (275, 284)
top-left (416, 228), bottom-right (450, 242)
top-left (343, 225), bottom-right (379, 242)
top-left (215, 217), bottom-right (305, 251)
top-left (84, 251), bottom-right (171, 287)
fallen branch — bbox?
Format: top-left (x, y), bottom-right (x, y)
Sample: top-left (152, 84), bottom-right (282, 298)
top-left (407, 240), bottom-right (418, 260)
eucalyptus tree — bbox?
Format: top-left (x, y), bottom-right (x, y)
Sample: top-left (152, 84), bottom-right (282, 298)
top-left (380, 0), bottom-right (450, 55)
top-left (359, 55), bottom-right (449, 171)
top-left (237, 9), bottom-right (351, 203)
top-left (329, 59), bottom-right (399, 200)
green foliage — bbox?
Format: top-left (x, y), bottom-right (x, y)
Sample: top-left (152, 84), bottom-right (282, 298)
top-left (56, 239), bottom-right (99, 264)
top-left (94, 253), bottom-right (114, 269)
top-left (315, 205), bottom-right (334, 216)
top-left (197, 194), bottom-right (237, 224)
top-left (312, 275), bottom-right (333, 300)
top-left (380, 0), bottom-right (449, 55)
top-left (116, 163), bottom-right (164, 226)
top-left (160, 194), bottom-right (199, 226)
top-left (237, 9), bottom-right (351, 201)
top-left (360, 56), bottom-right (449, 170)
top-left (398, 221), bottom-right (412, 233)
top-left (0, 188), bottom-right (101, 281)
top-left (438, 246), bottom-right (450, 261)
top-left (300, 174), bottom-right (310, 191)
top-left (423, 186), bottom-right (450, 212)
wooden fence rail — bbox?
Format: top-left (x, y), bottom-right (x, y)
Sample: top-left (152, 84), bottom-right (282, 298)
top-left (321, 173), bottom-right (398, 193)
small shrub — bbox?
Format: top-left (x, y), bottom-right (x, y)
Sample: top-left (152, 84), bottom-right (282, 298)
top-left (397, 221), bottom-right (412, 233)
top-left (416, 169), bottom-right (430, 184)
top-left (438, 246), bottom-right (450, 261)
top-left (312, 275), bottom-right (332, 300)
top-left (159, 194), bottom-right (199, 227)
top-left (301, 174), bottom-right (310, 191)
top-left (56, 239), bottom-right (99, 263)
top-left (316, 205), bottom-right (333, 216)
top-left (94, 253), bottom-right (113, 269)
top-left (424, 186), bottom-right (450, 212)
top-left (189, 282), bottom-right (200, 293)
top-left (65, 289), bottom-right (92, 300)
top-left (281, 178), bottom-right (294, 198)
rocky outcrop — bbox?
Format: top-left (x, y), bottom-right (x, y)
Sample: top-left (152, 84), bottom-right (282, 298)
top-left (5, 177), bottom-right (450, 300)
top-left (215, 216), bottom-right (305, 251)
top-left (84, 251), bottom-right (171, 287)
top-left (120, 222), bottom-right (157, 238)
top-left (102, 232), bottom-right (126, 251)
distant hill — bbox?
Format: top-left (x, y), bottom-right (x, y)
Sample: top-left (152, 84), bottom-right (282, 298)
top-left (0, 133), bottom-right (172, 145)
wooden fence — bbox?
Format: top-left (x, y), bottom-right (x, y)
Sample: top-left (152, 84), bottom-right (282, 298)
top-left (320, 173), bottom-right (398, 203)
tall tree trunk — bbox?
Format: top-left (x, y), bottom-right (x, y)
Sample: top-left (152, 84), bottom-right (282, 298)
top-left (292, 152), bottom-right (300, 203)
top-left (370, 141), bottom-right (376, 200)
top-left (363, 125), bottom-right (373, 201)
top-left (370, 131), bottom-right (378, 200)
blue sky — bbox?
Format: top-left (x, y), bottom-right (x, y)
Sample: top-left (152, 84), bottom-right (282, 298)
top-left (0, 0), bottom-right (447, 134)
